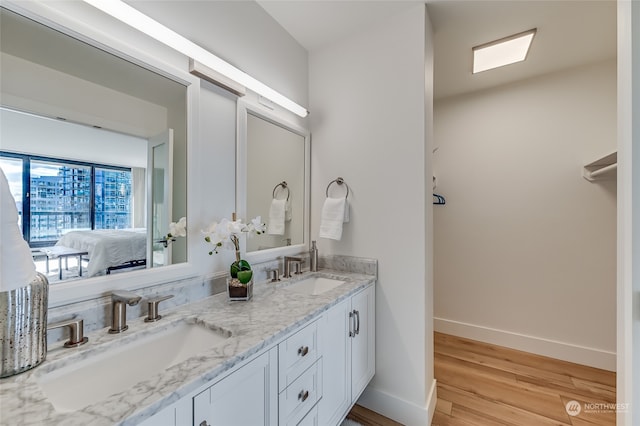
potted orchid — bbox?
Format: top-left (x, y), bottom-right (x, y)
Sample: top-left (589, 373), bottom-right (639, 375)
top-left (202, 213), bottom-right (265, 300)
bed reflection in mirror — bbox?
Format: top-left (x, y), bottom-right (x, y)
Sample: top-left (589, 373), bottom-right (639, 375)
top-left (0, 7), bottom-right (187, 283)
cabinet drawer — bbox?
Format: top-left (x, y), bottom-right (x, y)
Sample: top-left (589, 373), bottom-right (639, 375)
top-left (278, 320), bottom-right (318, 392)
top-left (279, 360), bottom-right (321, 425)
top-left (297, 404), bottom-right (318, 426)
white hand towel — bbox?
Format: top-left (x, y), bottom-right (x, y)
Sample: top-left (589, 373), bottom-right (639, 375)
top-left (319, 197), bottom-right (346, 241)
top-left (343, 199), bottom-right (350, 223)
top-left (268, 198), bottom-right (286, 235)
top-left (285, 199), bottom-right (292, 222)
top-left (0, 169), bottom-right (37, 292)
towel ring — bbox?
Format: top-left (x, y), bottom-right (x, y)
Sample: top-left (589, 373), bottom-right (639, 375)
top-left (326, 177), bottom-right (349, 199)
top-left (272, 181), bottom-right (290, 201)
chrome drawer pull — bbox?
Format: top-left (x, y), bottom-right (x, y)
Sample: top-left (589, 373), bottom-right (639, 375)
top-left (297, 346), bottom-right (309, 357)
top-left (354, 309), bottom-right (360, 335)
top-left (298, 390), bottom-right (310, 402)
top-left (349, 311), bottom-right (355, 337)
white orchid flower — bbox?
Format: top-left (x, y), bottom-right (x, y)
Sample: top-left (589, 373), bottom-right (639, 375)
top-left (203, 215), bottom-right (265, 255)
top-left (228, 219), bottom-right (244, 235)
top-left (168, 216), bottom-right (187, 237)
top-left (249, 216), bottom-right (266, 234)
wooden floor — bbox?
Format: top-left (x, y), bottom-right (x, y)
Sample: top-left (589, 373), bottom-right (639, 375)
top-left (345, 333), bottom-right (616, 426)
top-left (347, 404), bottom-right (403, 426)
top-left (433, 332), bottom-right (617, 426)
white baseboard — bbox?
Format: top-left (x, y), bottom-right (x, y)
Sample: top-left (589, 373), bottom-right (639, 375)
top-left (427, 379), bottom-right (437, 424)
top-left (357, 382), bottom-right (435, 426)
top-left (434, 317), bottom-right (616, 371)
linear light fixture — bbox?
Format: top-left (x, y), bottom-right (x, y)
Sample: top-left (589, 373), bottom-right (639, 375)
top-left (473, 29), bottom-right (536, 74)
top-left (82, 0), bottom-right (309, 117)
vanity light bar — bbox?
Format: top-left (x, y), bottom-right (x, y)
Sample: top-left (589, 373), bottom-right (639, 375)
top-left (82, 0), bottom-right (309, 118)
top-left (189, 59), bottom-right (246, 97)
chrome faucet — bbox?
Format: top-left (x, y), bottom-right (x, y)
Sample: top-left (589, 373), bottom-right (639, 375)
top-left (109, 290), bottom-right (141, 334)
top-left (145, 294), bottom-right (174, 322)
top-left (283, 256), bottom-right (302, 278)
top-left (48, 318), bottom-right (88, 348)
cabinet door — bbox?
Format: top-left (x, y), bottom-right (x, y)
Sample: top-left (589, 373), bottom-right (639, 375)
top-left (317, 297), bottom-right (352, 425)
top-left (351, 285), bottom-right (375, 401)
top-left (298, 404), bottom-right (318, 426)
top-left (137, 396), bottom-right (191, 426)
top-left (136, 403), bottom-right (176, 426)
top-left (193, 348), bottom-right (278, 426)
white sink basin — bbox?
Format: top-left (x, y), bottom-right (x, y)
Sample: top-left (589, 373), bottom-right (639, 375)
top-left (286, 276), bottom-right (346, 296)
top-left (37, 321), bottom-right (230, 412)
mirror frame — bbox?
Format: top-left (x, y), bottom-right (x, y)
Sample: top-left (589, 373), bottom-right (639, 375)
top-left (2, 1), bottom-right (202, 307)
top-left (236, 98), bottom-right (311, 263)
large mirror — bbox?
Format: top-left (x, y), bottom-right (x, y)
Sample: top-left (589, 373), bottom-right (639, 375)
top-left (0, 7), bottom-right (188, 285)
top-left (237, 100), bottom-right (310, 261)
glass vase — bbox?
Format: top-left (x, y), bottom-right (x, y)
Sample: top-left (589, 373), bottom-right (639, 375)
top-left (227, 277), bottom-right (253, 301)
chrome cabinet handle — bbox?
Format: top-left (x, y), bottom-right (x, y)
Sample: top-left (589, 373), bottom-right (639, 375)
top-left (348, 311), bottom-right (355, 337)
top-left (298, 390), bottom-right (309, 402)
top-left (354, 309), bottom-right (360, 335)
top-left (298, 346), bottom-right (309, 357)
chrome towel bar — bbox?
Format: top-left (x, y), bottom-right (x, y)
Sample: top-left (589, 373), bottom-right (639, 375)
top-left (326, 177), bottom-right (349, 199)
top-left (272, 181), bottom-right (290, 200)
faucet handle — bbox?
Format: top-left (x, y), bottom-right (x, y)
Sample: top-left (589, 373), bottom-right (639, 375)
top-left (267, 268), bottom-right (281, 282)
top-left (145, 294), bottom-right (174, 322)
top-left (111, 290), bottom-right (142, 305)
top-left (48, 318), bottom-right (89, 348)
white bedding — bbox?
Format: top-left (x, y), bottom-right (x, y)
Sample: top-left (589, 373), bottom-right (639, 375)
top-left (56, 229), bottom-right (147, 277)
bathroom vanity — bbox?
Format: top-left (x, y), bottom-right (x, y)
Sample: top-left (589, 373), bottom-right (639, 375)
top-left (0, 269), bottom-right (375, 426)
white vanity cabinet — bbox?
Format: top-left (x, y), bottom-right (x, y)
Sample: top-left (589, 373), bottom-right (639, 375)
top-left (193, 348), bottom-right (278, 426)
top-left (129, 281), bottom-right (375, 426)
top-left (136, 397), bottom-right (191, 426)
top-left (318, 284), bottom-right (375, 425)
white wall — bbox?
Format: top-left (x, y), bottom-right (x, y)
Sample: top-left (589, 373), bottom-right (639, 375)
top-left (309, 5), bottom-right (435, 424)
top-left (434, 60), bottom-right (617, 370)
top-left (0, 108), bottom-right (147, 168)
top-left (0, 52), bottom-right (168, 138)
top-left (617, 0), bottom-right (640, 423)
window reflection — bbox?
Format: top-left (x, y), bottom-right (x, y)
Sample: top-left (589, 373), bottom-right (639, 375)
top-left (1, 153), bottom-right (134, 247)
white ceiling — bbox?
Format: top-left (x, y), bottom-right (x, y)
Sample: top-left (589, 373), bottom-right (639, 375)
top-left (258, 0), bottom-right (617, 100)
top-left (257, 0), bottom-right (421, 52)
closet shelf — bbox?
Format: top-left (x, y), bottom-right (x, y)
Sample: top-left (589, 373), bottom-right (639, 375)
top-left (583, 152), bottom-right (617, 182)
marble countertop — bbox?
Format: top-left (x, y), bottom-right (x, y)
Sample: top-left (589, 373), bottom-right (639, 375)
top-left (0, 269), bottom-right (375, 425)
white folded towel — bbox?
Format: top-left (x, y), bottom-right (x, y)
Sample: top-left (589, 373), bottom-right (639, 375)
top-left (319, 197), bottom-right (346, 241)
top-left (285, 199), bottom-right (292, 222)
top-left (0, 169), bottom-right (37, 292)
top-left (343, 199), bottom-right (350, 223)
top-left (268, 198), bottom-right (286, 235)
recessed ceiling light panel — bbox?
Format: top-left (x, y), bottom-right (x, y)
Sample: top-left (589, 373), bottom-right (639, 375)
top-left (473, 29), bottom-right (536, 74)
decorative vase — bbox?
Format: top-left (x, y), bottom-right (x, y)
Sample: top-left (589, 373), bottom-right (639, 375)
top-left (227, 246), bottom-right (253, 300)
top-left (227, 248), bottom-right (253, 301)
top-left (227, 276), bottom-right (253, 301)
